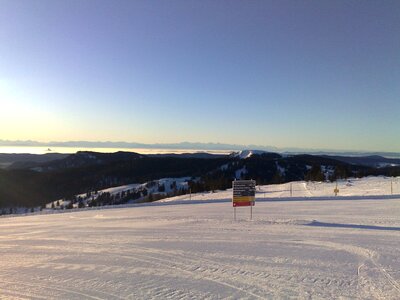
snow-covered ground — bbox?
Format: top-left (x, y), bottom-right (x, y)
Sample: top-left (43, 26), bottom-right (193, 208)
top-left (159, 176), bottom-right (400, 204)
top-left (0, 177), bottom-right (399, 299)
top-left (46, 177), bottom-right (191, 209)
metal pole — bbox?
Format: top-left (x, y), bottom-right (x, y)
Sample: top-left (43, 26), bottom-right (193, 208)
top-left (250, 205), bottom-right (252, 220)
top-left (336, 181), bottom-right (338, 196)
top-left (391, 179), bottom-right (393, 195)
top-left (335, 181), bottom-right (338, 196)
top-left (290, 183), bottom-right (293, 197)
top-left (234, 207), bottom-right (236, 221)
top-left (189, 188), bottom-right (191, 201)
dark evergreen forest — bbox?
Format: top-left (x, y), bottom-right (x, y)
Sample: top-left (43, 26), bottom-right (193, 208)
top-left (0, 151), bottom-right (399, 208)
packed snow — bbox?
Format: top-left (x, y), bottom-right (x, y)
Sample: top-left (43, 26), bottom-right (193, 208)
top-left (0, 176), bottom-right (399, 299)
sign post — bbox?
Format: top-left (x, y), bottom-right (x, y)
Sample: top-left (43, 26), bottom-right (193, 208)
top-left (391, 178), bottom-right (393, 195)
top-left (232, 180), bottom-right (256, 220)
top-left (334, 181), bottom-right (339, 196)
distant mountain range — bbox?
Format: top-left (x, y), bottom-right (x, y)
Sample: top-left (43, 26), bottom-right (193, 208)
top-left (2, 150), bottom-right (399, 171)
top-left (1, 139), bottom-right (399, 158)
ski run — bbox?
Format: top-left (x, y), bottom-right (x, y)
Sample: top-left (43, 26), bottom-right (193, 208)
top-left (0, 176), bottom-right (399, 299)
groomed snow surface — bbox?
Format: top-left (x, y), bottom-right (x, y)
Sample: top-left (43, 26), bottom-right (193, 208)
top-left (1, 177), bottom-right (399, 299)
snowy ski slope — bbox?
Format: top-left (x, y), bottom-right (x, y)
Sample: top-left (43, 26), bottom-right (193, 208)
top-left (0, 176), bottom-right (399, 299)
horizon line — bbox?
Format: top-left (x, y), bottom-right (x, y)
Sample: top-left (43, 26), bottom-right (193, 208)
top-left (0, 139), bottom-right (399, 156)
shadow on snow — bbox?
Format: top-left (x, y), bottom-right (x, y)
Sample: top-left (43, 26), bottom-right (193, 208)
top-left (306, 220), bottom-right (400, 231)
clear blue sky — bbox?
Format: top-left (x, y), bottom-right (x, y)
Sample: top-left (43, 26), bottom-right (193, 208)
top-left (1, 0), bottom-right (399, 151)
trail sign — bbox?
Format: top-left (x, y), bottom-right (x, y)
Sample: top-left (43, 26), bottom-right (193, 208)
top-left (232, 180), bottom-right (256, 207)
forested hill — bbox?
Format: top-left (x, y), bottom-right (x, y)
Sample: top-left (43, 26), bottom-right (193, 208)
top-left (0, 151), bottom-right (399, 209)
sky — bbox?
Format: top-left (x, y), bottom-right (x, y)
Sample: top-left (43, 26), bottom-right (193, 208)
top-left (0, 0), bottom-right (399, 152)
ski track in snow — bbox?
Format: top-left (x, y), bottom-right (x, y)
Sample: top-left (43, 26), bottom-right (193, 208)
top-left (0, 177), bottom-right (400, 299)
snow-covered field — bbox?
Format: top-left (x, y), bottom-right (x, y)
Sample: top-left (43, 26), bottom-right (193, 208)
top-left (160, 176), bottom-right (400, 204)
top-left (0, 177), bottom-right (399, 299)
